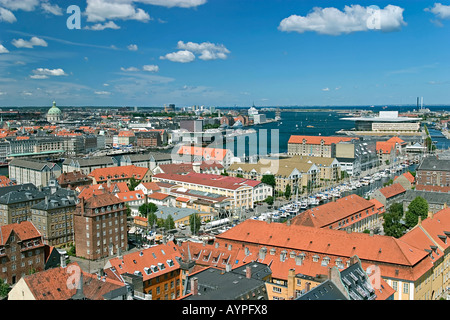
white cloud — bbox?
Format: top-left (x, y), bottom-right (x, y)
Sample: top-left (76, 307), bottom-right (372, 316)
top-left (0, 7), bottom-right (16, 23)
top-left (127, 44), bottom-right (138, 51)
top-left (425, 3), bottom-right (450, 19)
top-left (137, 0), bottom-right (207, 8)
top-left (31, 68), bottom-right (67, 79)
top-left (85, 21), bottom-right (121, 30)
top-left (322, 87), bottom-right (330, 91)
top-left (177, 41), bottom-right (230, 60)
top-left (12, 36), bottom-right (48, 48)
top-left (160, 50), bottom-right (195, 63)
top-left (85, 0), bottom-right (151, 22)
top-left (278, 4), bottom-right (406, 35)
top-left (41, 1), bottom-right (63, 16)
top-left (94, 90), bottom-right (111, 95)
top-left (121, 66), bottom-right (139, 72)
top-left (143, 64), bottom-right (159, 72)
top-left (0, 44), bottom-right (9, 54)
top-left (0, 0), bottom-right (39, 11)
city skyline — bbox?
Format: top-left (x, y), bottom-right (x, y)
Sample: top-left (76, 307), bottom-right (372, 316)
top-left (1, 0), bottom-right (450, 108)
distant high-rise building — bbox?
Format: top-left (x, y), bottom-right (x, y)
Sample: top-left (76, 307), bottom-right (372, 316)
top-left (164, 104), bottom-right (176, 113)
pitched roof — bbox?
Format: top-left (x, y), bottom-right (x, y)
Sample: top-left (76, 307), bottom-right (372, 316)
top-left (115, 190), bottom-right (145, 202)
top-left (0, 221), bottom-right (42, 246)
top-left (148, 192), bottom-right (171, 200)
top-left (139, 182), bottom-right (161, 192)
top-left (378, 183), bottom-right (406, 199)
top-left (105, 241), bottom-right (181, 282)
top-left (22, 262), bottom-right (126, 300)
top-left (288, 135), bottom-right (356, 145)
top-left (376, 141), bottom-right (395, 154)
top-left (395, 171), bottom-right (415, 183)
top-left (386, 136), bottom-right (406, 145)
top-left (89, 165), bottom-right (148, 182)
top-left (177, 146), bottom-right (230, 161)
top-left (215, 219), bottom-right (428, 269)
top-left (291, 195), bottom-right (375, 228)
top-left (417, 156), bottom-right (450, 172)
top-left (153, 172), bottom-right (261, 190)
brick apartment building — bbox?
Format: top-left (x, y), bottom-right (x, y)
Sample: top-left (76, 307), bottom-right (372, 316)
top-left (416, 156), bottom-right (450, 191)
top-left (0, 221), bottom-right (45, 285)
top-left (73, 192), bottom-right (128, 260)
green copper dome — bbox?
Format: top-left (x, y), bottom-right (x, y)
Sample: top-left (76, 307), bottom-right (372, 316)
top-left (47, 101), bottom-right (62, 115)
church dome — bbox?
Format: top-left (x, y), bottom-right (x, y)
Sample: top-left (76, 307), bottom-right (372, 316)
top-left (47, 101), bottom-right (62, 115)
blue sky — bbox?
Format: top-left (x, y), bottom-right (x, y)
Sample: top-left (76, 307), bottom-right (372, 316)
top-left (0, 0), bottom-right (450, 108)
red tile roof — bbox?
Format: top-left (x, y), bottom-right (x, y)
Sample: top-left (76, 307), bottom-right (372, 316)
top-left (216, 219), bottom-right (428, 272)
top-left (288, 135), bottom-right (356, 145)
top-left (376, 141), bottom-right (395, 154)
top-left (148, 192), bottom-right (171, 200)
top-left (387, 136), bottom-right (406, 145)
top-left (378, 183), bottom-right (406, 199)
top-left (89, 165), bottom-right (148, 183)
top-left (291, 195), bottom-right (375, 228)
top-left (105, 241), bottom-right (181, 282)
top-left (22, 262), bottom-right (126, 300)
top-left (139, 182), bottom-right (161, 192)
top-left (115, 190), bottom-right (145, 202)
top-left (0, 221), bottom-right (42, 246)
top-left (177, 146), bottom-right (230, 161)
top-left (153, 172), bottom-right (261, 190)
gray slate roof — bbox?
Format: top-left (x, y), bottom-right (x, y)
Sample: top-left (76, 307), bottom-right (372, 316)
top-left (402, 190), bottom-right (450, 204)
top-left (184, 266), bottom-right (269, 300)
top-left (418, 156), bottom-right (450, 172)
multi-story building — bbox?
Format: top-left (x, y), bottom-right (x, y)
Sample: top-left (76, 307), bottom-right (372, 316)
top-left (135, 131), bottom-right (162, 147)
top-left (104, 241), bottom-right (183, 300)
top-left (0, 186), bottom-right (47, 226)
top-left (211, 209), bottom-right (450, 300)
top-left (56, 171), bottom-right (93, 190)
top-left (117, 130), bottom-right (136, 146)
top-left (8, 159), bottom-right (62, 187)
top-left (291, 194), bottom-right (385, 232)
top-left (88, 165), bottom-right (152, 186)
top-left (371, 183), bottom-right (407, 207)
top-left (30, 192), bottom-right (77, 247)
top-left (119, 152), bottom-right (172, 170)
top-left (227, 156), bottom-right (322, 194)
top-left (287, 135), bottom-right (357, 158)
top-left (416, 156), bottom-right (450, 190)
top-left (152, 172), bottom-right (272, 210)
top-left (0, 221), bottom-right (46, 285)
top-left (62, 156), bottom-right (118, 175)
top-left (8, 261), bottom-right (130, 300)
top-left (73, 192), bottom-right (127, 260)
top-left (402, 190), bottom-right (449, 215)
top-left (175, 146), bottom-right (233, 169)
top-left (332, 139), bottom-right (378, 176)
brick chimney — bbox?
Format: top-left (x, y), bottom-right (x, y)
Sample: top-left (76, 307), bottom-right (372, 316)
top-left (80, 197), bottom-right (85, 215)
top-left (246, 265), bottom-right (252, 279)
top-left (191, 277), bottom-right (198, 295)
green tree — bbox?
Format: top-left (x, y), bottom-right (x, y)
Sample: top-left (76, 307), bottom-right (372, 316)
top-left (128, 177), bottom-right (140, 191)
top-left (189, 213), bottom-right (202, 235)
top-left (164, 215), bottom-right (175, 230)
top-left (148, 212), bottom-right (158, 229)
top-left (285, 184), bottom-right (291, 200)
top-left (405, 196), bottom-right (428, 229)
top-left (138, 202), bottom-right (158, 217)
top-left (261, 174), bottom-right (276, 188)
top-left (0, 278), bottom-right (10, 298)
top-left (264, 196), bottom-right (274, 205)
top-left (383, 203), bottom-right (405, 238)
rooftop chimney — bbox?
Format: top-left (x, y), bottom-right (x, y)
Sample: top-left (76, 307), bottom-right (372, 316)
top-left (60, 254), bottom-right (66, 268)
top-left (191, 277), bottom-right (198, 296)
top-left (246, 265), bottom-right (252, 279)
